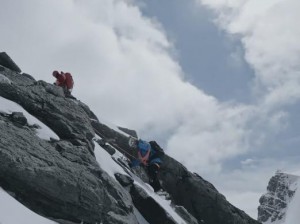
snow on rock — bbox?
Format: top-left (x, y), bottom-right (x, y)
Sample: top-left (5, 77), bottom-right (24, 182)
top-left (284, 179), bottom-right (300, 224)
top-left (94, 136), bottom-right (186, 224)
top-left (94, 137), bottom-right (128, 178)
top-left (97, 117), bottom-right (133, 138)
top-left (259, 172), bottom-right (300, 224)
top-left (0, 96), bottom-right (59, 140)
top-left (133, 179), bottom-right (187, 224)
top-left (0, 73), bottom-right (11, 84)
top-left (0, 188), bottom-right (57, 224)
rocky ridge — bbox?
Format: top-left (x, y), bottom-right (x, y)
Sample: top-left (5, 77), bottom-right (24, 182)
top-left (0, 53), bottom-right (260, 224)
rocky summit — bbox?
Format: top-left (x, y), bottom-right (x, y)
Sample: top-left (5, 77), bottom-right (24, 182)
top-left (258, 171), bottom-right (299, 224)
top-left (0, 53), bottom-right (261, 224)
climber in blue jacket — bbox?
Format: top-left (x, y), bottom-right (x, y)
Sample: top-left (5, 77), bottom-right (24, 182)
top-left (129, 138), bottom-right (163, 192)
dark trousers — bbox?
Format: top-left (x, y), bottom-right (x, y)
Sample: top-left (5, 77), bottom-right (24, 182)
top-left (63, 87), bottom-right (76, 99)
top-left (147, 163), bottom-right (162, 192)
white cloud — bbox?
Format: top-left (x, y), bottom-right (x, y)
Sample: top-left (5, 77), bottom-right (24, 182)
top-left (0, 0), bottom-right (297, 177)
top-left (196, 0), bottom-right (300, 212)
top-left (1, 0), bottom-right (300, 218)
top-left (0, 0), bottom-right (261, 174)
top-left (199, 0), bottom-right (246, 11)
top-left (196, 0), bottom-right (300, 109)
top-left (225, 191), bottom-right (261, 219)
top-left (211, 159), bottom-right (300, 219)
top-left (241, 158), bottom-right (255, 166)
top-left (228, 46), bottom-right (245, 69)
top-left (195, 0), bottom-right (300, 182)
top-left (167, 103), bottom-right (256, 173)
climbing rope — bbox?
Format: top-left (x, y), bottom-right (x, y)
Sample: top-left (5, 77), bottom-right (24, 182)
top-left (95, 130), bottom-right (138, 160)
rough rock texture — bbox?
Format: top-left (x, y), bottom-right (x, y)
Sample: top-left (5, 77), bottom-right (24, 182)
top-left (118, 126), bottom-right (138, 138)
top-left (10, 111), bottom-right (28, 126)
top-left (0, 67), bottom-right (95, 154)
top-left (113, 172), bottom-right (187, 224)
top-left (0, 52), bottom-right (21, 72)
top-left (0, 65), bottom-right (138, 224)
top-left (115, 173), bottom-right (134, 187)
top-left (130, 184), bottom-right (177, 224)
top-left (258, 172), bottom-right (299, 223)
top-left (174, 205), bottom-right (199, 224)
top-left (160, 156), bottom-right (260, 224)
top-left (95, 138), bottom-right (116, 155)
top-left (91, 112), bottom-right (260, 224)
top-left (92, 120), bottom-right (137, 159)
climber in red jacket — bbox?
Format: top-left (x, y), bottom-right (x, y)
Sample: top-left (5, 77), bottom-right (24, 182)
top-left (52, 71), bottom-right (74, 96)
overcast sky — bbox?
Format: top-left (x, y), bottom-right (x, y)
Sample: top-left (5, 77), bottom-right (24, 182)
top-left (1, 0), bottom-right (300, 219)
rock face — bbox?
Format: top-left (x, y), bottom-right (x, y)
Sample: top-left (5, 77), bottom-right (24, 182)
top-left (0, 52), bottom-right (21, 72)
top-left (0, 54), bottom-right (261, 224)
top-left (160, 157), bottom-right (261, 224)
top-left (91, 106), bottom-right (261, 224)
top-left (0, 64), bottom-right (138, 224)
top-left (130, 184), bottom-right (177, 224)
top-left (258, 172), bottom-right (299, 223)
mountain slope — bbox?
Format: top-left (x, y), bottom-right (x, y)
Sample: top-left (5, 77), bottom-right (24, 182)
top-left (0, 53), bottom-right (260, 224)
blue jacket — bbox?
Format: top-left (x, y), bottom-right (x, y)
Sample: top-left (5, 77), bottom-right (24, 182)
top-left (131, 139), bottom-right (162, 167)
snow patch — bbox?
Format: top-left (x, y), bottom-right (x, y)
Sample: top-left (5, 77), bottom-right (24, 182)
top-left (262, 173), bottom-right (299, 224)
top-left (135, 182), bottom-right (187, 224)
top-left (93, 136), bottom-right (186, 223)
top-left (0, 96), bottom-right (59, 140)
top-left (97, 117), bottom-right (132, 138)
top-left (0, 73), bottom-right (11, 84)
top-left (94, 136), bottom-right (127, 178)
top-left (0, 188), bottom-right (57, 224)
top-left (284, 179), bottom-right (300, 224)
top-left (107, 145), bottom-right (187, 223)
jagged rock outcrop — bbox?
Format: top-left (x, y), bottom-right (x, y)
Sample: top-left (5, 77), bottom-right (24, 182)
top-left (130, 184), bottom-right (177, 224)
top-left (91, 110), bottom-right (261, 224)
top-left (258, 172), bottom-right (299, 223)
top-left (0, 52), bottom-right (21, 73)
top-left (0, 64), bottom-right (138, 223)
top-left (0, 53), bottom-right (261, 224)
top-left (160, 157), bottom-right (260, 224)
top-left (118, 126), bottom-right (138, 138)
top-left (0, 66), bottom-right (95, 154)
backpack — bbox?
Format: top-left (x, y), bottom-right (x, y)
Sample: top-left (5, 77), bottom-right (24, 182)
top-left (64, 72), bottom-right (74, 90)
top-left (149, 141), bottom-right (165, 157)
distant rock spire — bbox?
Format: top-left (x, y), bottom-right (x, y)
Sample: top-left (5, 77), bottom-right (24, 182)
top-left (258, 172), bottom-right (300, 223)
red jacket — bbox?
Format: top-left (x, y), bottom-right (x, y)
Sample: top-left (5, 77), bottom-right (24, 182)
top-left (55, 72), bottom-right (74, 90)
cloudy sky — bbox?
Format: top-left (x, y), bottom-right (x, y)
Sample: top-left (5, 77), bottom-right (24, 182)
top-left (1, 0), bottom-right (300, 218)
